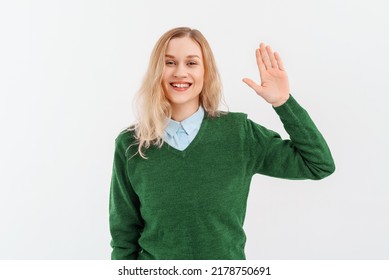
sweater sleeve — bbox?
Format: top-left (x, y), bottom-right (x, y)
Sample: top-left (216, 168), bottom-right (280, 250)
top-left (109, 132), bottom-right (144, 259)
top-left (245, 95), bottom-right (335, 180)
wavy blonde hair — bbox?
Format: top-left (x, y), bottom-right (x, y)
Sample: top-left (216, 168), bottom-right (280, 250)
top-left (128, 27), bottom-right (225, 159)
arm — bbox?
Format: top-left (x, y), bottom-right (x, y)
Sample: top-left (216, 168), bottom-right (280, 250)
top-left (245, 95), bottom-right (335, 179)
top-left (243, 43), bottom-right (335, 179)
top-left (109, 133), bottom-right (144, 259)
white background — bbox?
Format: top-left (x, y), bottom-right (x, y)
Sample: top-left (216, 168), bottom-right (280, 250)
top-left (0, 0), bottom-right (388, 259)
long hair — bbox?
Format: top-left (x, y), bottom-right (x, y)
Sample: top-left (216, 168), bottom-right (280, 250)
top-left (128, 27), bottom-right (225, 159)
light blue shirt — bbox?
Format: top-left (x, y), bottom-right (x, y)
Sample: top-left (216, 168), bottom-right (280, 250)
top-left (163, 106), bottom-right (205, 151)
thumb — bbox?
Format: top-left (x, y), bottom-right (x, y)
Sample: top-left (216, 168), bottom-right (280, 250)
top-left (242, 78), bottom-right (264, 96)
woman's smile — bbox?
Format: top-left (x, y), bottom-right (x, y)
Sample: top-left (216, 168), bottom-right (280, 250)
top-left (170, 82), bottom-right (192, 91)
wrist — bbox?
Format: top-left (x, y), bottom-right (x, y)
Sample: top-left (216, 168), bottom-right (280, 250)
top-left (272, 94), bottom-right (290, 107)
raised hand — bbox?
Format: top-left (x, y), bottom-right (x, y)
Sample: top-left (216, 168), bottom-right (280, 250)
top-left (243, 43), bottom-right (290, 107)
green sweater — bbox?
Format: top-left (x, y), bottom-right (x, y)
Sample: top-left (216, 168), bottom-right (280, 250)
top-left (109, 95), bottom-right (335, 260)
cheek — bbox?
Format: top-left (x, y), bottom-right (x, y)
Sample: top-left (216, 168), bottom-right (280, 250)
top-left (162, 66), bottom-right (174, 79)
top-left (194, 70), bottom-right (205, 86)
top-left (161, 70), bottom-right (169, 83)
top-left (161, 73), bottom-right (170, 91)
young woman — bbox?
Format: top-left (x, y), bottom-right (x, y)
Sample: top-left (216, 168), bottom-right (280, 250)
top-left (109, 27), bottom-right (335, 260)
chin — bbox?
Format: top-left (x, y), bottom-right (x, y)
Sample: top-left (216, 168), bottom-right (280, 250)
top-left (166, 93), bottom-right (200, 106)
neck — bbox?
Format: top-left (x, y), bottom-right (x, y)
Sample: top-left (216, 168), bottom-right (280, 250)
top-left (171, 103), bottom-right (200, 122)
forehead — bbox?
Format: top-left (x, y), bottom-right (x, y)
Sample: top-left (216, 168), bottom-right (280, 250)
top-left (165, 37), bottom-right (202, 58)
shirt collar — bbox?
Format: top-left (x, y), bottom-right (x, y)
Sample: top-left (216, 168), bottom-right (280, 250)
top-left (165, 106), bottom-right (204, 136)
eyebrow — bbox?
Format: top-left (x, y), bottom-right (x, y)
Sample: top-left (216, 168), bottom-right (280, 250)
top-left (165, 54), bottom-right (201, 59)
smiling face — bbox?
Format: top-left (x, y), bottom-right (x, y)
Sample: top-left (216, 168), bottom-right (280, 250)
top-left (162, 36), bottom-right (204, 121)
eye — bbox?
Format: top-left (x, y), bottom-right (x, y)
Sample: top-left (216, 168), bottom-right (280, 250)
top-left (188, 61), bottom-right (198, 66)
top-left (165, 60), bottom-right (175, 66)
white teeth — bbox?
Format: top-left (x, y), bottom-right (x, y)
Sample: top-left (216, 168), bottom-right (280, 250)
top-left (171, 83), bottom-right (190, 88)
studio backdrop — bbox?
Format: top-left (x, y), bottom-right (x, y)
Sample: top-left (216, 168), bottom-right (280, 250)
top-left (0, 0), bottom-right (388, 259)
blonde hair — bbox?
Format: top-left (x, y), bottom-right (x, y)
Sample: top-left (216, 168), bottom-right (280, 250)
top-left (128, 27), bottom-right (225, 159)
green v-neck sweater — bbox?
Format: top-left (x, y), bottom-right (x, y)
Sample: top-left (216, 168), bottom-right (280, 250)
top-left (109, 95), bottom-right (335, 260)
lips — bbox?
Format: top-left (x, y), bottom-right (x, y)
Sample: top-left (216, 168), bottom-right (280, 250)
top-left (170, 83), bottom-right (192, 88)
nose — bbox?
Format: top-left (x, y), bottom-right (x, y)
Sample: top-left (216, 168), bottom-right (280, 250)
top-left (173, 64), bottom-right (188, 78)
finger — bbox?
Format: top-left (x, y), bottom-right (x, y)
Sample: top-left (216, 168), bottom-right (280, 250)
top-left (274, 52), bottom-right (285, 71)
top-left (260, 42), bottom-right (271, 70)
top-left (242, 78), bottom-right (264, 96)
top-left (266, 45), bottom-right (278, 69)
top-left (255, 48), bottom-right (266, 80)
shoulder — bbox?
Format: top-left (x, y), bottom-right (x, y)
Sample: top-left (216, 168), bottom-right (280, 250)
top-left (204, 111), bottom-right (252, 136)
top-left (115, 125), bottom-right (135, 143)
top-left (206, 110), bottom-right (248, 124)
top-left (114, 125), bottom-right (138, 156)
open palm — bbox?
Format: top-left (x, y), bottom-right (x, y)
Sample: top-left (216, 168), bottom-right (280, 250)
top-left (243, 43), bottom-right (290, 107)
